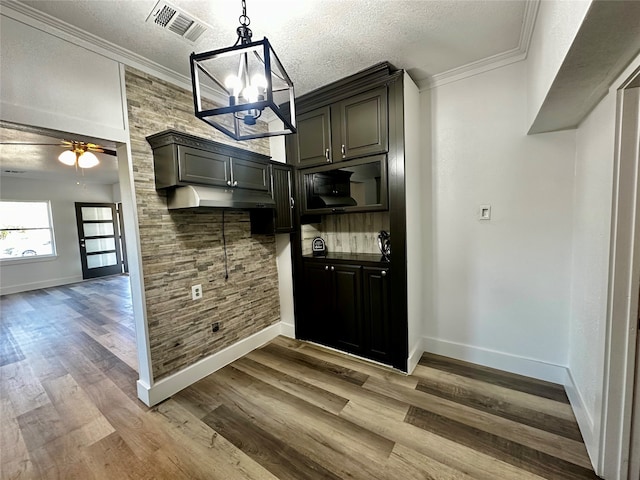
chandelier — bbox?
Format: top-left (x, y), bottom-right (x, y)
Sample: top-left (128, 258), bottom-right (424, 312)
top-left (190, 0), bottom-right (296, 141)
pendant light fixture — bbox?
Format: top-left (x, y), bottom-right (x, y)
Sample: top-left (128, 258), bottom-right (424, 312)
top-left (190, 0), bottom-right (296, 141)
top-left (58, 142), bottom-right (100, 169)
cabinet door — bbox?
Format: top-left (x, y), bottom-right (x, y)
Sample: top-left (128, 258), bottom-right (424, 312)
top-left (231, 158), bottom-right (270, 192)
top-left (296, 106), bottom-right (332, 167)
top-left (301, 262), bottom-right (334, 344)
top-left (332, 87), bottom-right (388, 162)
top-left (363, 267), bottom-right (391, 364)
top-left (272, 164), bottom-right (294, 233)
top-left (177, 145), bottom-right (230, 187)
top-left (332, 264), bottom-right (364, 355)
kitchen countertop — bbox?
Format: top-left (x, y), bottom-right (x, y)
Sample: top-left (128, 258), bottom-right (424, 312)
top-left (302, 252), bottom-right (390, 266)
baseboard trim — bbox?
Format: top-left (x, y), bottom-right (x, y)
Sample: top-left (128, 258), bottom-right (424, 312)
top-left (280, 322), bottom-right (295, 339)
top-left (407, 338), bottom-right (424, 374)
top-left (422, 336), bottom-right (567, 384)
top-left (564, 369), bottom-right (599, 470)
top-left (0, 275), bottom-right (84, 296)
top-left (137, 322), bottom-right (284, 407)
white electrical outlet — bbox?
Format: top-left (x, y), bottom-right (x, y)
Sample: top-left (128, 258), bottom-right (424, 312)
top-left (191, 284), bottom-right (202, 300)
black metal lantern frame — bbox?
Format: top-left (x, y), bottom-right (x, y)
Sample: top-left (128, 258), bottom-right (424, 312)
top-left (190, 36), bottom-right (296, 141)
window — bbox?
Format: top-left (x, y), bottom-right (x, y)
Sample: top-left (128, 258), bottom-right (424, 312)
top-left (0, 201), bottom-right (56, 260)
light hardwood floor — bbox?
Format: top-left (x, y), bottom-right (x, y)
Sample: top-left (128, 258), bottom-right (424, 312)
top-left (0, 275), bottom-right (600, 479)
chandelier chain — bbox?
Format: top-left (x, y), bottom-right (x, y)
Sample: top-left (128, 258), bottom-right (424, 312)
top-left (239, 0), bottom-right (250, 26)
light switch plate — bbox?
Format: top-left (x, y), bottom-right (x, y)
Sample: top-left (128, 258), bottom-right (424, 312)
top-left (479, 204), bottom-right (491, 220)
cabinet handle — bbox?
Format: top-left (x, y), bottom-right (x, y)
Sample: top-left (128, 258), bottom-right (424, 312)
top-left (325, 265), bottom-right (329, 271)
top-left (290, 197), bottom-right (295, 209)
top-left (331, 266), bottom-right (335, 271)
top-left (325, 148), bottom-right (330, 162)
top-left (341, 144), bottom-right (346, 157)
top-left (233, 180), bottom-right (238, 187)
top-left (381, 270), bottom-right (387, 277)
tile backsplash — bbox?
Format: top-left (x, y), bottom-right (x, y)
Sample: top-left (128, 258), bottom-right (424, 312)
top-left (301, 212), bottom-right (390, 255)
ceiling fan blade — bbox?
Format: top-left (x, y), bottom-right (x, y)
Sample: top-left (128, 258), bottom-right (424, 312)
top-left (0, 142), bottom-right (67, 146)
top-left (85, 143), bottom-right (116, 156)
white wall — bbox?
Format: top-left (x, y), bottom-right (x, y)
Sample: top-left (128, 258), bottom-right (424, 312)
top-left (526, 0), bottom-right (592, 128)
top-left (0, 177), bottom-right (116, 294)
top-left (566, 84), bottom-right (616, 464)
top-left (425, 60), bottom-right (576, 383)
top-left (404, 72), bottom-right (425, 372)
top-left (268, 121), bottom-right (296, 334)
top-left (0, 12), bottom-right (127, 143)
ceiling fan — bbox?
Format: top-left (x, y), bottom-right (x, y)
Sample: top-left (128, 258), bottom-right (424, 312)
top-left (0, 139), bottom-right (117, 169)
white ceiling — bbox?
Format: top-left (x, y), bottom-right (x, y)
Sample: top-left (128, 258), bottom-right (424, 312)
top-left (0, 126), bottom-right (119, 184)
top-left (19, 0), bottom-right (534, 93)
top-left (1, 0), bottom-right (536, 184)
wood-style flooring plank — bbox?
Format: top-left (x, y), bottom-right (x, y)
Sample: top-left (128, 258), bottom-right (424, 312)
top-left (194, 366), bottom-right (394, 480)
top-left (274, 335), bottom-right (419, 389)
top-left (232, 355), bottom-right (350, 415)
top-left (204, 403), bottom-right (342, 480)
top-left (363, 375), bottom-right (593, 469)
top-left (152, 397), bottom-right (281, 480)
top-left (261, 341), bottom-right (370, 385)
top-left (246, 346), bottom-right (409, 421)
top-left (419, 352), bottom-right (569, 403)
top-left (0, 276), bottom-right (600, 480)
top-left (0, 322), bottom-right (25, 367)
top-left (406, 405), bottom-right (599, 480)
top-left (340, 400), bottom-right (549, 480)
top-left (384, 443), bottom-right (477, 480)
top-left (415, 374), bottom-right (583, 442)
top-left (413, 363), bottom-right (577, 421)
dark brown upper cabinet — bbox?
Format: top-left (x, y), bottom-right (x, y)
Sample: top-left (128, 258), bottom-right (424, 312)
top-left (293, 87), bottom-right (388, 168)
top-left (332, 87), bottom-right (388, 162)
top-left (296, 106), bottom-right (332, 167)
top-left (147, 129), bottom-right (271, 192)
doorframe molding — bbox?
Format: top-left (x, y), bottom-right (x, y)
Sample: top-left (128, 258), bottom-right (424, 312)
top-left (600, 65), bottom-right (640, 480)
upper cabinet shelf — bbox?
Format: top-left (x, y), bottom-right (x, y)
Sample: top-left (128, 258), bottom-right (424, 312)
top-left (293, 86), bottom-right (389, 168)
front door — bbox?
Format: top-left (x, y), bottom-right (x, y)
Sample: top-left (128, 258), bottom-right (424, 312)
top-left (74, 202), bottom-right (123, 279)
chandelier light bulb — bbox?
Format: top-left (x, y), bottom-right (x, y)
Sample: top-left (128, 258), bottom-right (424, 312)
top-left (224, 75), bottom-right (243, 95)
top-left (242, 85), bottom-right (259, 103)
top-left (251, 73), bottom-right (267, 90)
top-left (58, 150), bottom-right (77, 166)
top-left (78, 151), bottom-right (99, 169)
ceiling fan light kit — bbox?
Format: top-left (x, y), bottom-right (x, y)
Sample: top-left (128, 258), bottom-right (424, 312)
top-left (189, 0), bottom-right (296, 141)
top-left (57, 142), bottom-right (101, 169)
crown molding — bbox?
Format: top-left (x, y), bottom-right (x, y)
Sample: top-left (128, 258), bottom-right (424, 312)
top-left (420, 0), bottom-right (540, 90)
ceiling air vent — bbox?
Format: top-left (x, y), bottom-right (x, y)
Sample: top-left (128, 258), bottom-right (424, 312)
top-left (146, 0), bottom-right (207, 44)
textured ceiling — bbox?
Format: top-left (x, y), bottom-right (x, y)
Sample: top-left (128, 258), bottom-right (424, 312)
top-left (19, 0), bottom-right (530, 94)
top-left (2, 0), bottom-right (533, 184)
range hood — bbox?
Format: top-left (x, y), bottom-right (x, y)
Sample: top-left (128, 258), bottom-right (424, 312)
top-left (314, 195), bottom-right (358, 208)
top-left (167, 185), bottom-right (275, 210)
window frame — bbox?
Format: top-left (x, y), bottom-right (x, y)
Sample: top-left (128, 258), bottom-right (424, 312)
top-left (0, 200), bottom-right (58, 264)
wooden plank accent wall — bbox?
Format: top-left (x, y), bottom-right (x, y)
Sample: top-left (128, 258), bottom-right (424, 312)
top-left (124, 67), bottom-right (281, 381)
top-left (301, 212), bottom-right (390, 255)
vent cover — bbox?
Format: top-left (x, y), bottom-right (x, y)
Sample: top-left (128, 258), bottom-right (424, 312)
top-left (146, 0), bottom-right (207, 44)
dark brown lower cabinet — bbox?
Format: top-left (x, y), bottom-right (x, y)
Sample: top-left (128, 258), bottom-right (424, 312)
top-left (301, 261), bottom-right (391, 364)
top-left (363, 267), bottom-right (392, 364)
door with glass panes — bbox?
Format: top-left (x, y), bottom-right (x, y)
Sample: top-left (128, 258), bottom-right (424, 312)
top-left (74, 203), bottom-right (123, 279)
